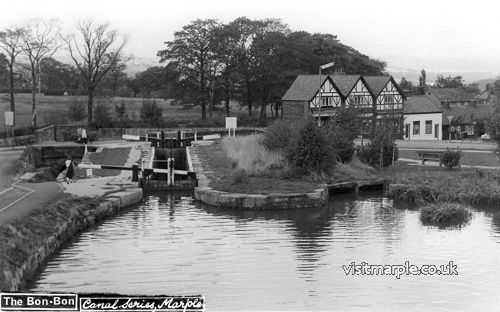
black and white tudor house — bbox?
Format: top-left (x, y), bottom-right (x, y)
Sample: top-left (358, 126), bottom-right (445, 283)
top-left (281, 74), bottom-right (406, 136)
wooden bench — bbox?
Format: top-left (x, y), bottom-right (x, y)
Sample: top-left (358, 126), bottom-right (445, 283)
top-left (415, 150), bottom-right (443, 167)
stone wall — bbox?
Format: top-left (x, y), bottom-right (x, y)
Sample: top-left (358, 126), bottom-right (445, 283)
top-left (0, 188), bottom-right (143, 291)
top-left (194, 186), bottom-right (328, 210)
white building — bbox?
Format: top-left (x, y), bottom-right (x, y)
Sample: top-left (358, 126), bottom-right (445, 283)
top-left (403, 95), bottom-right (442, 140)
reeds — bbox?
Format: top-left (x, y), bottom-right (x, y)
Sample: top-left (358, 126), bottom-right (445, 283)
top-left (420, 203), bottom-right (472, 227)
top-left (221, 134), bottom-right (285, 174)
top-left (386, 169), bottom-right (500, 205)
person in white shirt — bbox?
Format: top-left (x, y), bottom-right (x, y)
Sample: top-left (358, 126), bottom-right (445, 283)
top-left (81, 128), bottom-right (87, 144)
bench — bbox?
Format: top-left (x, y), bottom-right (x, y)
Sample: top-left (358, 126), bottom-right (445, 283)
top-left (415, 150), bottom-right (443, 167)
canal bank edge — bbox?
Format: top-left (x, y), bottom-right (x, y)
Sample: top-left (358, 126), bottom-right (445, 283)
top-left (0, 188), bottom-right (143, 291)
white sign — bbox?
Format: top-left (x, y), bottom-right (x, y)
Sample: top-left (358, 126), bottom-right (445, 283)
top-left (225, 117), bottom-right (237, 129)
top-left (86, 169), bottom-right (93, 176)
top-left (4, 111), bottom-right (14, 126)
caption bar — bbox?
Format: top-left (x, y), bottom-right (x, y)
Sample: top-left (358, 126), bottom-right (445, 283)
top-left (0, 293), bottom-right (205, 312)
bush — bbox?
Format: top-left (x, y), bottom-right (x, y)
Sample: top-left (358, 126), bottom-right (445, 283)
top-left (285, 120), bottom-right (334, 173)
top-left (93, 100), bottom-right (113, 128)
top-left (441, 148), bottom-right (463, 169)
top-left (323, 107), bottom-right (360, 163)
top-left (67, 98), bottom-right (86, 122)
top-left (357, 125), bottom-right (399, 167)
top-left (261, 119), bottom-right (303, 151)
top-left (420, 203), bottom-right (472, 227)
top-left (140, 99), bottom-right (163, 127)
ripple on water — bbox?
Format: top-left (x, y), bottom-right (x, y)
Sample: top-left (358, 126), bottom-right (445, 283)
top-left (30, 192), bottom-right (500, 311)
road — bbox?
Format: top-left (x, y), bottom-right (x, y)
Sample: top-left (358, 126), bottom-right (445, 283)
top-left (0, 149), bottom-right (22, 192)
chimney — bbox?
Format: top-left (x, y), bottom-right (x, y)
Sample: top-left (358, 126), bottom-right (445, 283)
top-left (442, 101), bottom-right (450, 109)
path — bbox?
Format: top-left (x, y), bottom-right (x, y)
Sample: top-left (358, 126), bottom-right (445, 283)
top-left (0, 182), bottom-right (61, 226)
top-left (0, 149), bottom-right (23, 192)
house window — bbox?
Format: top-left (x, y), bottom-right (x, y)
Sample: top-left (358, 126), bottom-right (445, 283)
top-left (349, 95), bottom-right (363, 106)
top-left (413, 121), bottom-right (420, 135)
top-left (425, 120), bottom-right (432, 134)
top-left (322, 97), bottom-right (332, 107)
top-left (384, 94), bottom-right (393, 103)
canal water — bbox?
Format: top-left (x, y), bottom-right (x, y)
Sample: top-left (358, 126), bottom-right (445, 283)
top-left (31, 192), bottom-right (500, 311)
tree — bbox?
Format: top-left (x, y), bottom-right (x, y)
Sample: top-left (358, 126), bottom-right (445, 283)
top-left (99, 61), bottom-right (128, 96)
top-left (158, 19), bottom-right (221, 120)
top-left (419, 69), bottom-right (426, 87)
top-left (399, 77), bottom-right (414, 91)
top-left (0, 27), bottom-right (24, 126)
top-left (64, 20), bottom-right (129, 124)
top-left (114, 100), bottom-right (127, 121)
top-left (435, 74), bottom-right (465, 88)
top-left (40, 57), bottom-right (81, 94)
top-left (21, 18), bottom-right (60, 127)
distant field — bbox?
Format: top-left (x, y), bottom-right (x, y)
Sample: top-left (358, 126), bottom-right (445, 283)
top-left (0, 93), bottom-right (270, 130)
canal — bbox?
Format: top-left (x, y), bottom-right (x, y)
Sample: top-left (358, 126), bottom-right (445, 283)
top-left (30, 192), bottom-right (500, 311)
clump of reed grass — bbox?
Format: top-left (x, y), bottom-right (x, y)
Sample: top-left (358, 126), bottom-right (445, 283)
top-left (420, 202), bottom-right (472, 227)
top-left (222, 134), bottom-right (285, 174)
top-left (332, 157), bottom-right (377, 182)
top-left (386, 169), bottom-right (500, 205)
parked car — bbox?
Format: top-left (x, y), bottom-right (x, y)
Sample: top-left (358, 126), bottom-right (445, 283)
top-left (481, 133), bottom-right (491, 140)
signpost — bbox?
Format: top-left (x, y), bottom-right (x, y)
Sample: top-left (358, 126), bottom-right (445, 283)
top-left (225, 117), bottom-right (237, 137)
top-left (5, 111), bottom-right (14, 144)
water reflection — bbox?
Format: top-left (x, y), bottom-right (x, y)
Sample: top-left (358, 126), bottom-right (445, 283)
top-left (30, 192), bottom-right (500, 311)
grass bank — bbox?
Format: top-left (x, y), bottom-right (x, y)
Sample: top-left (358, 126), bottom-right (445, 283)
top-left (386, 169), bottom-right (500, 205)
top-left (0, 194), bottom-right (100, 290)
top-left (0, 187), bottom-right (143, 291)
top-left (194, 135), bottom-right (378, 195)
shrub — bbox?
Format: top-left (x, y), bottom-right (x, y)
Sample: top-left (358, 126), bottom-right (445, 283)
top-left (285, 120), bottom-right (334, 173)
top-left (261, 119), bottom-right (303, 151)
top-left (93, 101), bottom-right (113, 128)
top-left (67, 98), bottom-right (87, 122)
top-left (140, 99), bottom-right (163, 127)
top-left (441, 148), bottom-right (463, 169)
top-left (357, 124), bottom-right (399, 167)
top-left (323, 107), bottom-right (360, 163)
top-left (420, 203), bottom-right (472, 227)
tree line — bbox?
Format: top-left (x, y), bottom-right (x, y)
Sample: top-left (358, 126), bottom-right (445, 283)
top-left (0, 17), bottom-right (387, 127)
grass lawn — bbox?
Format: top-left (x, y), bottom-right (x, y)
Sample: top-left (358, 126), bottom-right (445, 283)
top-left (75, 147), bottom-right (131, 177)
top-left (0, 93), bottom-right (276, 130)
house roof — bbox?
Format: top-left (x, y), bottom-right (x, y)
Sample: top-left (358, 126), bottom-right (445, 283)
top-left (430, 88), bottom-right (477, 102)
top-left (476, 91), bottom-right (490, 101)
top-left (441, 104), bottom-right (494, 125)
top-left (403, 95), bottom-right (442, 114)
top-left (281, 75), bottom-right (328, 101)
top-left (363, 76), bottom-right (391, 96)
top-left (329, 75), bottom-right (361, 97)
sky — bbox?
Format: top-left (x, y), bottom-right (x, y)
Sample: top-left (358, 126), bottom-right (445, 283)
top-left (1, 0), bottom-right (499, 61)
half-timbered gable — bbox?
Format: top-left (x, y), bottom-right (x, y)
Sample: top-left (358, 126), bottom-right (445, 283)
top-left (346, 78), bottom-right (372, 108)
top-left (310, 77), bottom-right (342, 109)
top-left (364, 76), bottom-right (405, 112)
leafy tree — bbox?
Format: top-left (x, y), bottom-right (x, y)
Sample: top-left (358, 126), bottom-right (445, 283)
top-left (399, 77), bottom-right (414, 91)
top-left (435, 75), bottom-right (465, 88)
top-left (40, 57), bottom-right (81, 94)
top-left (64, 20), bottom-right (129, 124)
top-left (419, 69), bottom-right (426, 87)
top-left (158, 19), bottom-right (221, 120)
top-left (286, 120), bottom-right (334, 173)
top-left (140, 98), bottom-right (163, 126)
